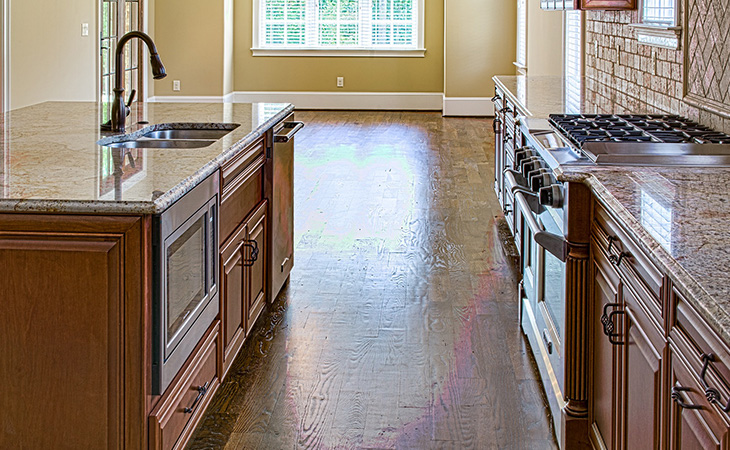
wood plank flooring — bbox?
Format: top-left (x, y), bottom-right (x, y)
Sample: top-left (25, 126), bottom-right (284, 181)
top-left (186, 111), bottom-right (557, 449)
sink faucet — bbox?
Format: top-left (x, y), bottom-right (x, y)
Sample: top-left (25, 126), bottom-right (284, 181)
top-left (103, 31), bottom-right (167, 133)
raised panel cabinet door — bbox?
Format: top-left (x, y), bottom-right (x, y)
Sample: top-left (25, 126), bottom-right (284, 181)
top-left (591, 252), bottom-right (622, 450)
top-left (245, 201), bottom-right (267, 335)
top-left (668, 350), bottom-right (726, 450)
top-left (621, 287), bottom-right (663, 449)
top-left (0, 215), bottom-right (145, 450)
top-left (580, 0), bottom-right (636, 9)
top-left (220, 222), bottom-right (248, 376)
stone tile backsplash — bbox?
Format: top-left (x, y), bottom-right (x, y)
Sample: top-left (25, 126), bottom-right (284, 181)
top-left (585, 8), bottom-right (730, 134)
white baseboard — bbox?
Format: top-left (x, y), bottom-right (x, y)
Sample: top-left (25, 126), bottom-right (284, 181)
top-left (442, 97), bottom-right (494, 117)
top-left (148, 91), bottom-right (443, 110)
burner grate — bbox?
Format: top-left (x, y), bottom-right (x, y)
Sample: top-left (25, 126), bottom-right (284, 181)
top-left (548, 114), bottom-right (730, 148)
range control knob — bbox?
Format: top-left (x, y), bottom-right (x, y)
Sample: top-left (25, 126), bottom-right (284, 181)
top-left (513, 147), bottom-right (535, 167)
top-left (539, 184), bottom-right (564, 208)
top-left (521, 157), bottom-right (542, 177)
top-left (530, 171), bottom-right (553, 191)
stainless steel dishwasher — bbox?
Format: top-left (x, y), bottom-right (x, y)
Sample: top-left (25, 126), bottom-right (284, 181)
top-left (269, 115), bottom-right (303, 301)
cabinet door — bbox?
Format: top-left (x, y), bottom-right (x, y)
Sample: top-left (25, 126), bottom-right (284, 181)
top-left (0, 214), bottom-right (146, 449)
top-left (590, 246), bottom-right (622, 450)
top-left (668, 349), bottom-right (727, 450)
top-left (621, 285), bottom-right (664, 449)
top-left (220, 221), bottom-right (248, 376)
top-left (245, 201), bottom-right (268, 335)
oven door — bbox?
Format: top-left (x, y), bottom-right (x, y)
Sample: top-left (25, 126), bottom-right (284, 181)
top-left (514, 191), bottom-right (567, 388)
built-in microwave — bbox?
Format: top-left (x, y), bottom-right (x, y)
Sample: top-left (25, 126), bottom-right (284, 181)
top-left (152, 172), bottom-right (219, 395)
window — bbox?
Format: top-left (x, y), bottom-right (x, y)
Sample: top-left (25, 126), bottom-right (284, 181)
top-left (515, 0), bottom-right (527, 71)
top-left (628, 0), bottom-right (680, 49)
top-left (564, 10), bottom-right (582, 113)
top-left (253, 0), bottom-right (425, 56)
top-left (642, 0), bottom-right (676, 26)
top-left (100, 0), bottom-right (142, 124)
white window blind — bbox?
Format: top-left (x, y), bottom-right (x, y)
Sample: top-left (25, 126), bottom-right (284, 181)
top-left (255, 0), bottom-right (422, 52)
top-left (564, 10), bottom-right (582, 113)
top-left (642, 0), bottom-right (676, 26)
top-left (516, 0), bottom-right (527, 68)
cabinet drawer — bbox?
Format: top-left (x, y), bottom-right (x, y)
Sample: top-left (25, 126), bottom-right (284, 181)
top-left (220, 154), bottom-right (265, 243)
top-left (593, 205), bottom-right (663, 312)
top-left (149, 321), bottom-right (220, 450)
top-left (671, 288), bottom-right (730, 425)
top-left (221, 136), bottom-right (265, 186)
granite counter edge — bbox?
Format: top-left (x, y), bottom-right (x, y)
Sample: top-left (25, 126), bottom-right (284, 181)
top-left (561, 169), bottom-right (730, 346)
top-left (0, 104), bottom-right (295, 216)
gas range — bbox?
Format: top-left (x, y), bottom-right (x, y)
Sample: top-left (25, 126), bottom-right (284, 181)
top-left (521, 114), bottom-right (730, 167)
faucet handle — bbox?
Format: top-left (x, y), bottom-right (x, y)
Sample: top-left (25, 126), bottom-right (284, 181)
top-left (126, 89), bottom-right (136, 107)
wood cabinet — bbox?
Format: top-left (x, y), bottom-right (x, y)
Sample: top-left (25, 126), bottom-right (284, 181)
top-left (0, 214), bottom-right (149, 449)
top-left (149, 321), bottom-right (220, 450)
top-left (668, 288), bottom-right (730, 449)
top-left (219, 135), bottom-right (269, 377)
top-left (579, 0), bottom-right (636, 9)
top-left (590, 203), bottom-right (667, 449)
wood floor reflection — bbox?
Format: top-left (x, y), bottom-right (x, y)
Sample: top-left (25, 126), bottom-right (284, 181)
top-left (186, 111), bottom-right (557, 449)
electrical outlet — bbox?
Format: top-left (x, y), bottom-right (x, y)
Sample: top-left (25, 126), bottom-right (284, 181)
top-left (173, 80), bottom-right (181, 91)
top-left (337, 77), bottom-right (344, 88)
top-left (81, 23), bottom-right (89, 36)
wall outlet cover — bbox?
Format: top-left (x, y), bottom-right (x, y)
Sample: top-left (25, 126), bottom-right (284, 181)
top-left (173, 80), bottom-right (181, 91)
top-left (337, 77), bottom-right (344, 88)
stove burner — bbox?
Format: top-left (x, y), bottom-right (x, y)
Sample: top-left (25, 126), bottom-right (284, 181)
top-left (548, 114), bottom-right (730, 149)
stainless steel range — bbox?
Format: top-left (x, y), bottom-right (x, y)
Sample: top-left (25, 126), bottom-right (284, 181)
top-left (500, 112), bottom-right (730, 446)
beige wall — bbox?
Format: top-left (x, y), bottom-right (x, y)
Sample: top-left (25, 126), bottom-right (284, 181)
top-left (154, 0), bottom-right (225, 96)
top-left (9, 0), bottom-right (97, 110)
top-left (229, 0), bottom-right (443, 93)
top-left (526, 2), bottom-right (562, 76)
top-left (444, 0), bottom-right (516, 98)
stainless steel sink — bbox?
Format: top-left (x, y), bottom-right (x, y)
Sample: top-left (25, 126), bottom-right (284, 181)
top-left (142, 129), bottom-right (233, 140)
top-left (99, 123), bottom-right (240, 149)
top-left (106, 139), bottom-right (216, 149)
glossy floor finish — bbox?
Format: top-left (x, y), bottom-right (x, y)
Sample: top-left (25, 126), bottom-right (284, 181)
top-left (187, 111), bottom-right (557, 449)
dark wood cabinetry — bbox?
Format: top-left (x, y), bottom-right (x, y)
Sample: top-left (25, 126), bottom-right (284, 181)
top-left (579, 0), bottom-right (636, 9)
top-left (0, 214), bottom-right (149, 449)
top-left (590, 203), bottom-right (667, 449)
top-left (219, 136), bottom-right (269, 377)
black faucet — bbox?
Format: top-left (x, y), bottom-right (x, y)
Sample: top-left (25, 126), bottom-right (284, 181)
top-left (103, 31), bottom-right (167, 133)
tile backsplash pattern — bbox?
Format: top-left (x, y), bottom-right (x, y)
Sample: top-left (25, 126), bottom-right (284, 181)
top-left (585, 7), bottom-right (730, 134)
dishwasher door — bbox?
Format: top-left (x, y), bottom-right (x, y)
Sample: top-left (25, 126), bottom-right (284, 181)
top-left (270, 116), bottom-right (303, 300)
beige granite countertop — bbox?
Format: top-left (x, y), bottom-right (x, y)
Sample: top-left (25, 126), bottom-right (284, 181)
top-left (493, 75), bottom-right (661, 117)
top-left (0, 101), bottom-right (294, 214)
top-left (494, 75), bottom-right (730, 344)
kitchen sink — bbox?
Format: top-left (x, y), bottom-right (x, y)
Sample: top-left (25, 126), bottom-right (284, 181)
top-left (106, 139), bottom-right (216, 149)
top-left (142, 129), bottom-right (233, 140)
top-left (99, 123), bottom-right (240, 149)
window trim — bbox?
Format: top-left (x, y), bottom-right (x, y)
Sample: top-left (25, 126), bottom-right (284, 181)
top-left (628, 0), bottom-right (681, 49)
top-left (251, 0), bottom-right (426, 57)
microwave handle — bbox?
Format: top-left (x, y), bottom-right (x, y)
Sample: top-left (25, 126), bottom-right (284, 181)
top-left (514, 191), bottom-right (567, 262)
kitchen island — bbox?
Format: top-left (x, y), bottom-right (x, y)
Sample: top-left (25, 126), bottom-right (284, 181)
top-left (0, 101), bottom-right (294, 449)
top-left (494, 75), bottom-right (730, 449)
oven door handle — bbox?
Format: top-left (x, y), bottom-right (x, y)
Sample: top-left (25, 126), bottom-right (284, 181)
top-left (514, 191), bottom-right (568, 262)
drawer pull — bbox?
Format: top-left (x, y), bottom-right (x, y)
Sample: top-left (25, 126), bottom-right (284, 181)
top-left (607, 235), bottom-right (618, 253)
top-left (609, 251), bottom-right (630, 268)
top-left (183, 381), bottom-right (210, 414)
top-left (700, 353), bottom-right (730, 412)
top-left (671, 386), bottom-right (703, 410)
top-left (601, 302), bottom-right (624, 346)
top-left (542, 329), bottom-right (553, 354)
top-left (242, 239), bottom-right (259, 267)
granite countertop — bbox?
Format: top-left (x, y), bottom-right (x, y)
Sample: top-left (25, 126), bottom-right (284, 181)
top-left (494, 75), bottom-right (730, 345)
top-left (0, 101), bottom-right (294, 214)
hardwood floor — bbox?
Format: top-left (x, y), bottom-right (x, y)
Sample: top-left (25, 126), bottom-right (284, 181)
top-left (186, 111), bottom-right (557, 449)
